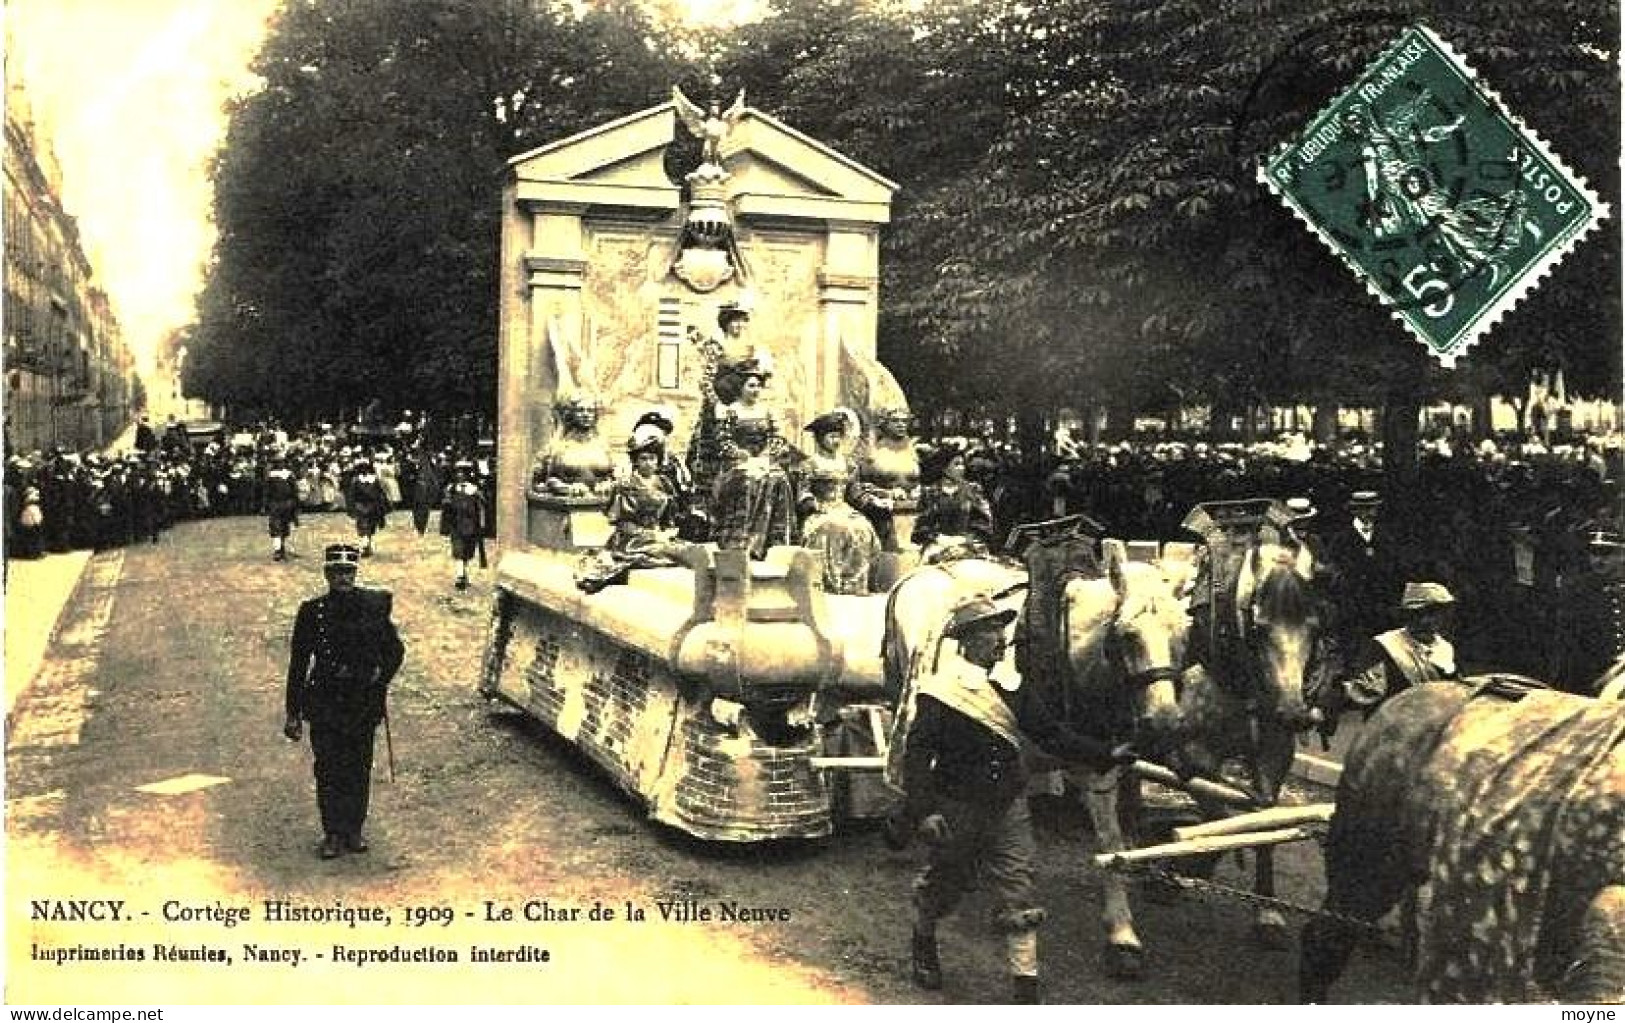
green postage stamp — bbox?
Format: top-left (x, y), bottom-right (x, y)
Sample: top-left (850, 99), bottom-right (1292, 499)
top-left (1259, 24), bottom-right (1607, 366)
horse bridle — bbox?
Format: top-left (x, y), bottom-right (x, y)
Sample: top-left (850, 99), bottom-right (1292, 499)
top-left (1232, 578), bottom-right (1324, 723)
top-left (1104, 599), bottom-right (1182, 691)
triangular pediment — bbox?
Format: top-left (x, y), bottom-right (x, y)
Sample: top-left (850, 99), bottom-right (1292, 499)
top-left (508, 101), bottom-right (897, 215)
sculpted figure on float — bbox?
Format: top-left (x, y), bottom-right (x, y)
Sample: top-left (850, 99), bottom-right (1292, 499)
top-left (529, 394), bottom-right (615, 502)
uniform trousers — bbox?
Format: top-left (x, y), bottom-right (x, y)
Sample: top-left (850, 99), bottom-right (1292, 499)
top-left (309, 721), bottom-right (377, 839)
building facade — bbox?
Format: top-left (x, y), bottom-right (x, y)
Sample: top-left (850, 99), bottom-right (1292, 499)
top-left (4, 79), bottom-right (138, 455)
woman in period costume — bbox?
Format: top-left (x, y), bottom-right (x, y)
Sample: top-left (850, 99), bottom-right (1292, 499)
top-left (374, 447), bottom-right (403, 508)
top-left (632, 407), bottom-right (705, 541)
top-left (710, 355), bottom-right (795, 559)
top-left (685, 300), bottom-right (759, 503)
top-left (856, 406), bottom-right (920, 551)
top-left (576, 429), bottom-right (682, 593)
top-left (797, 409), bottom-right (882, 594)
top-left (912, 445), bottom-right (995, 562)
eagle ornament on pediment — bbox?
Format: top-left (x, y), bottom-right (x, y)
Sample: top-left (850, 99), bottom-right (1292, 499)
top-left (670, 86), bottom-right (751, 294)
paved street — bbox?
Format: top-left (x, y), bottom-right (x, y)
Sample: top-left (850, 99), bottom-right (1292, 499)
top-left (5, 513), bottom-right (1407, 1004)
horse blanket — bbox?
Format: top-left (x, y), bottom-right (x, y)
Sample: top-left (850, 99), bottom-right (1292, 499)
top-left (1364, 688), bottom-right (1625, 1001)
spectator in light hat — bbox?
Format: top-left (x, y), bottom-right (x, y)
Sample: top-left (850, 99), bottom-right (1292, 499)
top-left (1316, 581), bottom-right (1457, 721)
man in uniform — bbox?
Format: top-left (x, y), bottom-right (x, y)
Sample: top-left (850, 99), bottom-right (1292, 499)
top-left (895, 595), bottom-right (1125, 1003)
top-left (346, 458), bottom-right (389, 557)
top-left (1316, 581), bottom-right (1458, 720)
top-left (283, 544), bottom-right (405, 858)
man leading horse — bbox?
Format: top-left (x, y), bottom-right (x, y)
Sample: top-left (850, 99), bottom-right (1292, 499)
top-left (891, 593), bottom-right (1132, 1003)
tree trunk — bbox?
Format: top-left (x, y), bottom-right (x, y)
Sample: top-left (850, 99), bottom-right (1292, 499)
top-left (1380, 364), bottom-right (1425, 582)
top-left (1085, 403), bottom-right (1104, 445)
top-left (1312, 404), bottom-right (1339, 443)
top-left (1016, 406), bottom-right (1047, 459)
top-left (1105, 394), bottom-right (1137, 441)
top-left (1210, 397), bottom-right (1238, 441)
top-left (1469, 389), bottom-right (1494, 440)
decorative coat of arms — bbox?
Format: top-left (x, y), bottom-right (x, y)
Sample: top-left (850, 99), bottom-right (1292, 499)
top-left (670, 86), bottom-right (752, 294)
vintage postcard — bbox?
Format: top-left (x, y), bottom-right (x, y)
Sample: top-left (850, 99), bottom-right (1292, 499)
top-left (5, 0), bottom-right (1621, 1012)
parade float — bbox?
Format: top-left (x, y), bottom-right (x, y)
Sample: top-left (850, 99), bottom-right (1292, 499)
top-left (478, 90), bottom-right (919, 841)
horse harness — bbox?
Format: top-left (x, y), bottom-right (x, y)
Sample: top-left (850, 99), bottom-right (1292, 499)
top-left (1194, 542), bottom-right (1321, 726)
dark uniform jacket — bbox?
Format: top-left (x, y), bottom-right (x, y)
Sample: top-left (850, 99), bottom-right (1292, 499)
top-left (285, 587), bottom-right (405, 728)
top-left (264, 468), bottom-right (300, 518)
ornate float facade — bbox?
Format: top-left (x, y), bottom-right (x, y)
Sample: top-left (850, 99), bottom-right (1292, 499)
top-left (479, 94), bottom-right (918, 840)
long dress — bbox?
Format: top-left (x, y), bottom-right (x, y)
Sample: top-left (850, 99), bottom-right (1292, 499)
top-left (376, 456), bottom-right (403, 506)
top-left (575, 471), bottom-right (680, 592)
top-left (797, 451), bottom-right (881, 594)
top-left (605, 471), bottom-right (678, 558)
top-left (710, 403), bottom-right (795, 559)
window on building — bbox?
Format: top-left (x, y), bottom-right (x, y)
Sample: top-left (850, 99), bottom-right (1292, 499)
top-left (656, 297), bottom-right (683, 389)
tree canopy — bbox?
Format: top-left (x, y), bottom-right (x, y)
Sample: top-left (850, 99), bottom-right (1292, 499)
top-left (186, 0), bottom-right (1619, 431)
top-left (188, 0), bottom-right (682, 419)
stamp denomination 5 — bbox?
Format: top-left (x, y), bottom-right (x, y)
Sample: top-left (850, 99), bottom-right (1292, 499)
top-left (1260, 24), bottom-right (1607, 366)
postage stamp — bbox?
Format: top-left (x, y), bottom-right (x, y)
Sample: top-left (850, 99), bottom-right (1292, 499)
top-left (1259, 24), bottom-right (1608, 366)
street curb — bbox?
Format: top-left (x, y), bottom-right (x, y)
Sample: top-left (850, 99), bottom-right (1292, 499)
top-left (4, 549), bottom-right (95, 736)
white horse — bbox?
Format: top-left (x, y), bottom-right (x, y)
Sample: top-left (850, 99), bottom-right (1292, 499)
top-left (1055, 552), bottom-right (1191, 977)
top-left (1176, 541), bottom-right (1322, 933)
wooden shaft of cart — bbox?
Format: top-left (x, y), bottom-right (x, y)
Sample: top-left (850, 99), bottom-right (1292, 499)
top-left (1126, 759), bottom-right (1257, 808)
top-left (1171, 803), bottom-right (1333, 842)
top-left (1092, 825), bottom-right (1320, 870)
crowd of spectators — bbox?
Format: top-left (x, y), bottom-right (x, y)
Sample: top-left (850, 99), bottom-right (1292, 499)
top-left (6, 409), bottom-right (1620, 691)
top-left (926, 425), bottom-right (1623, 690)
top-left (3, 409), bottom-right (497, 562)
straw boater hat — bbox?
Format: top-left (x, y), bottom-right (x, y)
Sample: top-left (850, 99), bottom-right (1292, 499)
top-left (1400, 582), bottom-right (1455, 611)
top-left (1285, 496), bottom-right (1316, 521)
top-left (943, 595), bottom-right (1017, 639)
top-left (1348, 490), bottom-right (1381, 508)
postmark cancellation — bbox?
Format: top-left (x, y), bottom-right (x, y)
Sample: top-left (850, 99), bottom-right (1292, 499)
top-left (1259, 24), bottom-right (1608, 367)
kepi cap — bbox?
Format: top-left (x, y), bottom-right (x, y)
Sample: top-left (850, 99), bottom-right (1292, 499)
top-left (325, 544), bottom-right (362, 569)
